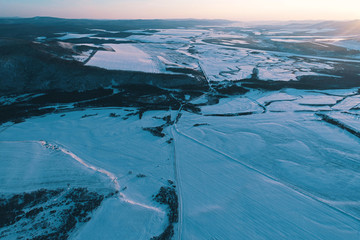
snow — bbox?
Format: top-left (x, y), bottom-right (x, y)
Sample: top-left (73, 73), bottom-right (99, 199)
top-left (57, 27), bottom-right (360, 82)
top-left (173, 111), bottom-right (360, 239)
top-left (0, 108), bottom-right (174, 239)
top-left (73, 50), bottom-right (93, 62)
top-left (195, 43), bottom-right (335, 81)
top-left (86, 44), bottom-right (161, 73)
top-left (332, 95), bottom-right (360, 110)
top-left (128, 28), bottom-right (207, 45)
top-left (305, 28), bottom-right (335, 34)
top-left (326, 112), bottom-right (360, 132)
top-left (3, 24), bottom-right (360, 239)
top-left (56, 33), bottom-right (95, 40)
top-left (89, 29), bottom-right (120, 34)
top-left (256, 91), bottom-right (299, 105)
top-left (267, 101), bottom-right (332, 112)
top-left (207, 31), bottom-right (248, 39)
top-left (46, 26), bottom-right (360, 84)
top-left (330, 40), bottom-right (360, 51)
top-left (2, 87), bottom-right (360, 239)
top-left (154, 29), bottom-right (207, 37)
top-left (157, 55), bottom-right (178, 66)
top-left (0, 93), bottom-right (46, 106)
top-left (271, 38), bottom-right (306, 43)
top-left (75, 43), bottom-right (99, 48)
top-left (74, 198), bottom-right (164, 240)
top-left (295, 94), bottom-right (342, 105)
top-left (200, 97), bottom-right (263, 115)
top-left (124, 29), bottom-right (154, 34)
top-left (270, 35), bottom-right (331, 39)
top-left (88, 37), bottom-right (131, 42)
top-left (190, 95), bottom-right (208, 105)
top-left (220, 39), bottom-right (249, 45)
top-left (253, 89), bottom-right (345, 112)
top-left (265, 30), bottom-right (294, 35)
top-left (0, 141), bottom-right (111, 193)
top-left (36, 36), bottom-right (47, 41)
top-left (139, 43), bottom-right (199, 70)
top-left (315, 38), bottom-right (347, 43)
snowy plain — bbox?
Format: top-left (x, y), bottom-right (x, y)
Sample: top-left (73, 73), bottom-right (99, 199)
top-left (86, 44), bottom-right (161, 73)
top-left (0, 109), bottom-right (173, 239)
top-left (1, 87), bottom-right (360, 239)
top-left (2, 22), bottom-right (360, 239)
top-left (62, 25), bottom-right (360, 82)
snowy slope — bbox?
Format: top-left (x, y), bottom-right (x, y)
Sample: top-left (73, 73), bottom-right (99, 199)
top-left (0, 109), bottom-right (174, 239)
top-left (0, 141), bottom-right (111, 193)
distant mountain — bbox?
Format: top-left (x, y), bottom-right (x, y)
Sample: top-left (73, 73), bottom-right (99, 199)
top-left (0, 17), bottom-right (232, 39)
top-left (249, 20), bottom-right (360, 36)
top-left (309, 20), bottom-right (360, 35)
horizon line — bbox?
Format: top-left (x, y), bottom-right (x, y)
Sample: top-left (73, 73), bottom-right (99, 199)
top-left (0, 16), bottom-right (359, 23)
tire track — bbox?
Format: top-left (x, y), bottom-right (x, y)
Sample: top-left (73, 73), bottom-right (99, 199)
top-left (173, 126), bottom-right (360, 226)
top-left (169, 127), bottom-right (183, 240)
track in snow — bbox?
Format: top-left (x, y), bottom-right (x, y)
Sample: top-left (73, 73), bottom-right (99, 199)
top-left (173, 125), bottom-right (360, 224)
top-left (9, 139), bottom-right (164, 214)
top-left (169, 127), bottom-right (184, 240)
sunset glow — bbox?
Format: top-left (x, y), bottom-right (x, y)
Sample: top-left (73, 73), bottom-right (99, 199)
top-left (1, 0), bottom-right (360, 21)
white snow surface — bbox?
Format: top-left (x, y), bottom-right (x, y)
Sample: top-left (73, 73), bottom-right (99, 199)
top-left (174, 110), bottom-right (360, 239)
top-left (73, 50), bottom-right (93, 62)
top-left (0, 141), bottom-right (111, 193)
top-left (86, 44), bottom-right (161, 73)
top-left (64, 27), bottom-right (360, 82)
top-left (332, 95), bottom-right (360, 110)
top-left (2, 88), bottom-right (360, 239)
top-left (56, 33), bottom-right (95, 40)
top-left (3, 25), bottom-right (360, 239)
top-left (194, 43), bottom-right (335, 81)
top-left (326, 112), bottom-right (360, 132)
top-left (0, 109), bottom-right (173, 239)
top-left (201, 97), bottom-right (263, 115)
top-left (329, 40), bottom-right (360, 51)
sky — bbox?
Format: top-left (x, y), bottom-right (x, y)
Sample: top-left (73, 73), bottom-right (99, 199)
top-left (0, 0), bottom-right (360, 21)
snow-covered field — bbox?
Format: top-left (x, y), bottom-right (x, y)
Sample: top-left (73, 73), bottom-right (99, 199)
top-left (332, 40), bottom-right (360, 51)
top-left (60, 25), bottom-right (360, 82)
top-left (200, 97), bottom-right (263, 115)
top-left (1, 87), bottom-right (360, 239)
top-left (0, 140), bottom-right (111, 193)
top-left (2, 21), bottom-right (360, 239)
top-left (86, 44), bottom-right (161, 73)
top-left (174, 112), bottom-right (360, 239)
top-left (0, 109), bottom-right (175, 239)
top-left (56, 33), bottom-right (96, 40)
top-left (195, 44), bottom-right (336, 81)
